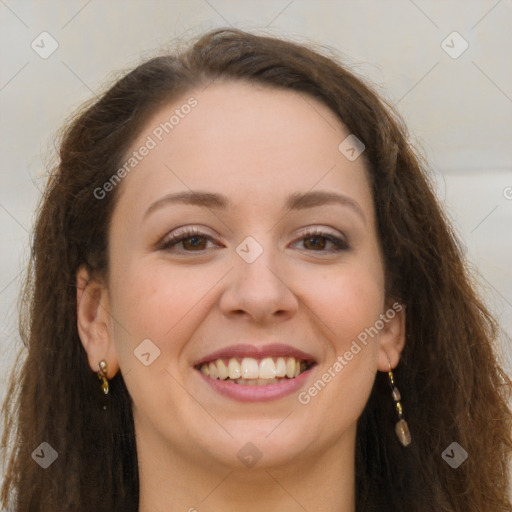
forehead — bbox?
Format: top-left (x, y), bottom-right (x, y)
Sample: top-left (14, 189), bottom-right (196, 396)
top-left (114, 80), bottom-right (373, 219)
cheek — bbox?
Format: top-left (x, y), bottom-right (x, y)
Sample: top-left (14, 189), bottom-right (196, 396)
top-left (107, 260), bottom-right (215, 422)
top-left (303, 258), bottom-right (385, 348)
top-left (109, 259), bottom-right (217, 363)
top-left (330, 281), bottom-right (382, 341)
top-left (295, 258), bottom-right (384, 423)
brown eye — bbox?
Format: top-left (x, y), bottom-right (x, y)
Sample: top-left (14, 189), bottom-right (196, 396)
top-left (160, 228), bottom-right (215, 252)
top-left (294, 229), bottom-right (349, 252)
top-left (180, 235), bottom-right (208, 251)
top-left (303, 235), bottom-right (328, 251)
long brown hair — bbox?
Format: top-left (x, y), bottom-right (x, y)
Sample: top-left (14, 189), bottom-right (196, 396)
top-left (2, 28), bottom-right (511, 512)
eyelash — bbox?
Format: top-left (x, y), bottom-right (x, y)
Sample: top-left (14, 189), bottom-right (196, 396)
top-left (159, 227), bottom-right (349, 254)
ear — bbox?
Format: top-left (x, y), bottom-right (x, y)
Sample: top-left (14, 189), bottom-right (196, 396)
top-left (376, 300), bottom-right (406, 372)
top-left (76, 264), bottom-right (119, 378)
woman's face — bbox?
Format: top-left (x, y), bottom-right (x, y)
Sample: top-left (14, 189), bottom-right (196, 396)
top-left (85, 80), bottom-right (404, 471)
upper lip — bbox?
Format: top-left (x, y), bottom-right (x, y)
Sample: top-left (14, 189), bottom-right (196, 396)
top-left (193, 343), bottom-right (317, 367)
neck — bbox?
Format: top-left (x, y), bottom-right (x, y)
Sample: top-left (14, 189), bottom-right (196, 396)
top-left (136, 425), bottom-right (357, 512)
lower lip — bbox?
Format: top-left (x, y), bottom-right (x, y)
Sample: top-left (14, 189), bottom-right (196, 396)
top-left (197, 369), bottom-right (314, 403)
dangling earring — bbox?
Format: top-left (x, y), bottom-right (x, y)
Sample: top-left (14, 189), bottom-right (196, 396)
top-left (97, 359), bottom-right (109, 395)
top-left (387, 360), bottom-right (411, 447)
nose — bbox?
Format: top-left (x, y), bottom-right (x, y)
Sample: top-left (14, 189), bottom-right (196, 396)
top-left (219, 242), bottom-right (299, 324)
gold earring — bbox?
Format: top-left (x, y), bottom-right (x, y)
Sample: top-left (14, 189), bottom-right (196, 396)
top-left (387, 361), bottom-right (411, 447)
top-left (97, 359), bottom-right (109, 395)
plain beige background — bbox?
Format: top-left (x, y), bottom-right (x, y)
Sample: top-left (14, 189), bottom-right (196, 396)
top-left (1, 0), bottom-right (511, 450)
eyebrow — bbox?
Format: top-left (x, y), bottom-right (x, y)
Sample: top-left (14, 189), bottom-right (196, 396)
top-left (144, 190), bottom-right (366, 223)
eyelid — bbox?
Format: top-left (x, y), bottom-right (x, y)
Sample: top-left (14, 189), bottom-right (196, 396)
top-left (294, 225), bottom-right (345, 240)
top-left (158, 225), bottom-right (219, 249)
top-left (159, 225), bottom-right (349, 253)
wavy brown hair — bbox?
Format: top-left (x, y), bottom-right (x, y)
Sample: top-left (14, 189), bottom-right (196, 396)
top-left (2, 27), bottom-right (511, 512)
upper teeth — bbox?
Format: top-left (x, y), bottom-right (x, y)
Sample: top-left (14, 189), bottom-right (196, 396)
top-left (199, 357), bottom-right (307, 380)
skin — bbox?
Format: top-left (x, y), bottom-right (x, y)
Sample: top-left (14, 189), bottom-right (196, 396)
top-left (77, 80), bottom-right (405, 512)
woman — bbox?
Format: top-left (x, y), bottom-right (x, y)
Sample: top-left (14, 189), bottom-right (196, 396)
top-left (1, 28), bottom-right (511, 512)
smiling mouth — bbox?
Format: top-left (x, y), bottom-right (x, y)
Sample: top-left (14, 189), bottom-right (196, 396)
top-left (195, 356), bottom-right (316, 385)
